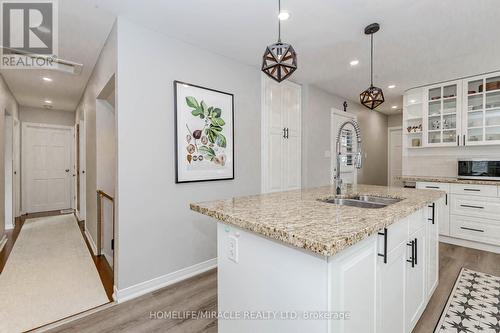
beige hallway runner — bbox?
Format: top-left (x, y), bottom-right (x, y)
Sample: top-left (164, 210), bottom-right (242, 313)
top-left (0, 214), bottom-right (109, 332)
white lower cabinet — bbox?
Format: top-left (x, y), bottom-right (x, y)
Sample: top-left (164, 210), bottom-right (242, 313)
top-left (376, 202), bottom-right (439, 333)
top-left (405, 225), bottom-right (427, 332)
top-left (376, 241), bottom-right (407, 333)
top-left (416, 182), bottom-right (450, 235)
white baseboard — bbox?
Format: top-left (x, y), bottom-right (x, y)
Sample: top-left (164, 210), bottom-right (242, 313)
top-left (0, 235), bottom-right (7, 253)
top-left (84, 229), bottom-right (98, 256)
top-left (115, 258), bottom-right (217, 303)
top-left (440, 235), bottom-right (500, 254)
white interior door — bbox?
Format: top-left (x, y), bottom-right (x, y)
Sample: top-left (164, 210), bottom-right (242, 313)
top-left (13, 118), bottom-right (20, 217)
top-left (388, 127), bottom-right (403, 187)
top-left (78, 119), bottom-right (86, 220)
top-left (331, 110), bottom-right (358, 185)
top-left (4, 114), bottom-right (13, 229)
top-left (22, 123), bottom-right (73, 213)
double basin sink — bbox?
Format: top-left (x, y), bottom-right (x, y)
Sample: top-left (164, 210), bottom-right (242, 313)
top-left (321, 195), bottom-right (403, 209)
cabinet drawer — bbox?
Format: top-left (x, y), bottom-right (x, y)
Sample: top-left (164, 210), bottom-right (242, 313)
top-left (450, 184), bottom-right (498, 197)
top-left (408, 208), bottom-right (425, 235)
top-left (416, 182), bottom-right (450, 192)
top-left (450, 215), bottom-right (500, 246)
top-left (451, 195), bottom-right (500, 221)
top-left (379, 217), bottom-right (409, 255)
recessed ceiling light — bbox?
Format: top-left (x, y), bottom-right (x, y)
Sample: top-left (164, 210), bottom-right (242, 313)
top-left (388, 84), bottom-right (396, 89)
top-left (42, 77), bottom-right (53, 82)
top-left (278, 11), bottom-right (290, 20)
top-left (392, 105), bottom-right (398, 109)
top-left (410, 99), bottom-right (416, 104)
top-left (349, 59), bottom-right (359, 67)
top-left (44, 100), bottom-right (52, 104)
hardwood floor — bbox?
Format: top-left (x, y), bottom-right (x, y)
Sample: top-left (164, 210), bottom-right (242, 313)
top-left (412, 242), bottom-right (500, 333)
top-left (48, 269), bottom-right (218, 333)
top-left (44, 243), bottom-right (500, 333)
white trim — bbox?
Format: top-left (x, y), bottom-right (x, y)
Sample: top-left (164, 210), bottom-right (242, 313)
top-left (115, 258), bottom-right (217, 303)
top-left (440, 235), bottom-right (500, 254)
top-left (387, 126), bottom-right (403, 186)
top-left (85, 229), bottom-right (98, 256)
top-left (0, 235), bottom-right (7, 253)
top-left (5, 222), bottom-right (14, 230)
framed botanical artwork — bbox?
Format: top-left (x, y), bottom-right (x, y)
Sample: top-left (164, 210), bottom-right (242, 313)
top-left (174, 81), bottom-right (234, 183)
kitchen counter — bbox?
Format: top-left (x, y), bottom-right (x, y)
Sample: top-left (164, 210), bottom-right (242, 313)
top-left (397, 175), bottom-right (500, 186)
top-left (190, 184), bottom-right (444, 256)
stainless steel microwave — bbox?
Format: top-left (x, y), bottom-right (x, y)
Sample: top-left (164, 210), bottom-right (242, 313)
top-left (458, 159), bottom-right (500, 180)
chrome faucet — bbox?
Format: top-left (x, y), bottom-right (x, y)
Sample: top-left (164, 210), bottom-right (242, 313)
top-left (334, 120), bottom-right (363, 195)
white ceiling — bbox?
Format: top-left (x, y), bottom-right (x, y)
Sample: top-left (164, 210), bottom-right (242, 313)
top-left (0, 0), bottom-right (116, 111)
top-left (3, 0), bottom-right (500, 115)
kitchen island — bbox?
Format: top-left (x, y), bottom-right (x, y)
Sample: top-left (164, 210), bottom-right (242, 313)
top-left (191, 184), bottom-right (445, 333)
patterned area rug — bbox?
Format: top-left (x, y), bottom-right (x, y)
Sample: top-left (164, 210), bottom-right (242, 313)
top-left (435, 268), bottom-right (500, 333)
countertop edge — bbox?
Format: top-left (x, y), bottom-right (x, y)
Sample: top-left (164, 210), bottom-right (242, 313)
top-left (190, 192), bottom-right (445, 257)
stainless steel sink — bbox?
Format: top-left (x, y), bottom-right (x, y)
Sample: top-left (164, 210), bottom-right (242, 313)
top-left (321, 195), bottom-right (402, 209)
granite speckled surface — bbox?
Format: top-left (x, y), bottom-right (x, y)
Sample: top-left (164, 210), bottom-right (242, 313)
top-left (190, 184), bottom-right (444, 257)
top-left (397, 175), bottom-right (500, 186)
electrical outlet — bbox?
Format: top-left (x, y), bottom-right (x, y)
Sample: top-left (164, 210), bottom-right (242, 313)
top-left (228, 235), bottom-right (239, 263)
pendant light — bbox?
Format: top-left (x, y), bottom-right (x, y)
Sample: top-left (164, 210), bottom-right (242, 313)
top-left (360, 23), bottom-right (385, 110)
top-left (261, 0), bottom-right (297, 83)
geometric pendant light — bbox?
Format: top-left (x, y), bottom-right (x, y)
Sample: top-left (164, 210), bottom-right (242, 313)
top-left (360, 23), bottom-right (385, 110)
top-left (261, 0), bottom-right (297, 83)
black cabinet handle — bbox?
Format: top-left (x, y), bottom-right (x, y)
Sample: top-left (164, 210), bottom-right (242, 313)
top-left (406, 240), bottom-right (415, 268)
top-left (457, 135), bottom-right (459, 146)
top-left (461, 227), bottom-right (485, 233)
top-left (428, 203), bottom-right (435, 224)
top-left (445, 193), bottom-right (448, 205)
top-left (425, 186), bottom-right (440, 189)
top-left (460, 204), bottom-right (484, 209)
top-left (414, 237), bottom-right (418, 266)
top-left (286, 128), bottom-right (289, 139)
top-left (378, 228), bottom-right (388, 264)
top-left (283, 128), bottom-right (286, 139)
top-left (463, 134), bottom-right (466, 146)
top-left (463, 188), bottom-right (481, 192)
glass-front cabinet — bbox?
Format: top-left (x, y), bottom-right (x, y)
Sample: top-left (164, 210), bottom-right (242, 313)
top-left (424, 81), bottom-right (461, 147)
top-left (403, 88), bottom-right (424, 148)
top-left (463, 73), bottom-right (500, 145)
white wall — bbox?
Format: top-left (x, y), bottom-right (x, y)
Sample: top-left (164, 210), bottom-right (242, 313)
top-left (0, 75), bottom-right (19, 241)
top-left (115, 17), bottom-right (261, 293)
top-left (96, 98), bottom-right (116, 266)
top-left (75, 22), bottom-right (117, 259)
top-left (19, 106), bottom-right (75, 126)
top-left (302, 84), bottom-right (389, 188)
top-left (388, 114), bottom-right (403, 128)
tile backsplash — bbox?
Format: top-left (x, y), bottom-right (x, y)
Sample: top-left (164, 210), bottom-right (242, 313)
top-left (403, 156), bottom-right (458, 177)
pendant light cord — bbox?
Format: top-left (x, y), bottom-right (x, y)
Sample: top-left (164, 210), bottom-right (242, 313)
top-left (370, 33), bottom-right (373, 87)
top-left (278, 0), bottom-right (281, 42)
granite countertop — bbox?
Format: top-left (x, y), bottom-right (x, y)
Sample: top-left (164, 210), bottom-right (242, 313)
top-left (397, 175), bottom-right (500, 186)
top-left (190, 184), bottom-right (444, 257)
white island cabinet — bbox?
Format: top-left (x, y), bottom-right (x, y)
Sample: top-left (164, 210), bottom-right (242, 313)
top-left (195, 187), bottom-right (444, 333)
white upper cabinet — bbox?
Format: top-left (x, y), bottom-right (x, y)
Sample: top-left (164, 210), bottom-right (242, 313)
top-left (403, 71), bottom-right (500, 147)
top-left (463, 73), bottom-right (500, 145)
top-left (424, 81), bottom-right (462, 147)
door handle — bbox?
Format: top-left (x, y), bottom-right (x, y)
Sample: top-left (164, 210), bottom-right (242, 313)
top-left (65, 169), bottom-right (70, 172)
top-left (406, 240), bottom-right (415, 268)
top-left (377, 228), bottom-right (388, 264)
